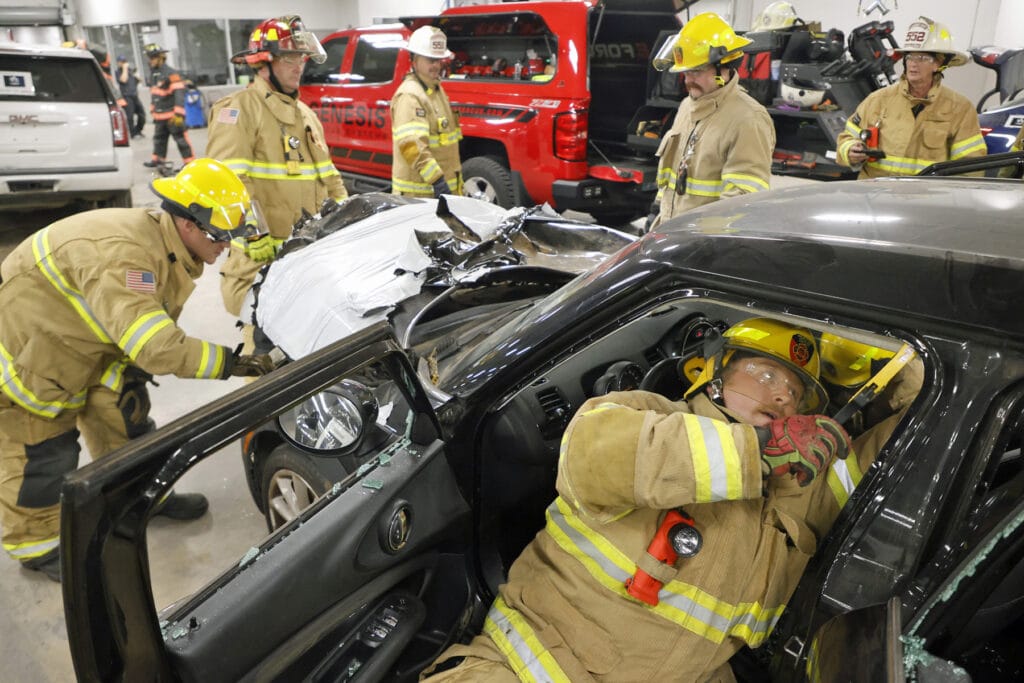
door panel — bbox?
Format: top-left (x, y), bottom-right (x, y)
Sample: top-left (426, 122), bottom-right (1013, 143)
top-left (62, 322), bottom-right (469, 682)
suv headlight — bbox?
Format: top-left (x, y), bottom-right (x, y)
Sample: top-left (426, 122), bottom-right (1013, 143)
top-left (278, 380), bottom-right (378, 455)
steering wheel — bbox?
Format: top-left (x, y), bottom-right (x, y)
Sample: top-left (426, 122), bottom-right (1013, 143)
top-left (639, 356), bottom-right (688, 400)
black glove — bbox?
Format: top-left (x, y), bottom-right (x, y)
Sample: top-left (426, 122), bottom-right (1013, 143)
top-left (643, 201), bottom-right (660, 234)
top-left (231, 353), bottom-right (276, 377)
top-left (757, 414), bottom-right (852, 487)
top-left (432, 177), bottom-right (450, 198)
top-left (118, 365), bottom-right (156, 438)
top-left (221, 345), bottom-right (279, 378)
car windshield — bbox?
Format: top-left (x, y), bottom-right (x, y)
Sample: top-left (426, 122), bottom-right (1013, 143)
top-left (431, 254), bottom-right (621, 391)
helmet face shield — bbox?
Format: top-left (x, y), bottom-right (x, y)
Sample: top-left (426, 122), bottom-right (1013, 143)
top-left (652, 36), bottom-right (679, 72)
top-left (280, 29), bottom-right (327, 64)
top-left (191, 199), bottom-right (251, 242)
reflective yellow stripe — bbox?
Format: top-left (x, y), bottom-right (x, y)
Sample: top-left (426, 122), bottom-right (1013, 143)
top-left (32, 229), bottom-right (112, 344)
top-left (0, 341), bottom-right (86, 418)
top-left (391, 177), bottom-right (433, 194)
top-left (4, 536), bottom-right (60, 560)
top-left (682, 413), bottom-right (743, 502)
top-left (99, 358), bottom-right (128, 392)
top-left (546, 497), bottom-right (785, 645)
top-left (119, 311), bottom-right (174, 361)
top-left (867, 155), bottom-right (930, 175)
top-left (427, 129), bottom-right (463, 147)
top-left (484, 597), bottom-right (572, 683)
top-left (419, 159), bottom-right (443, 184)
top-left (685, 176), bottom-right (724, 198)
top-left (393, 121), bottom-right (429, 139)
top-left (657, 167), bottom-right (727, 196)
top-left (827, 455), bottom-right (864, 509)
top-left (195, 342), bottom-right (226, 379)
top-left (722, 172), bottom-right (769, 193)
top-left (223, 157), bottom-right (337, 181)
top-left (950, 134), bottom-right (986, 159)
top-left (657, 166), bottom-right (675, 190)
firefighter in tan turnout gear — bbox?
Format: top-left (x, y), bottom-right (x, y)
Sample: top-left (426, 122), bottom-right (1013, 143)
top-left (208, 15), bottom-right (348, 317)
top-left (650, 13), bottom-right (775, 228)
top-left (0, 159), bottom-right (277, 582)
top-left (423, 318), bottom-right (853, 682)
top-left (390, 26), bottom-right (463, 199)
top-left (837, 16), bottom-right (986, 178)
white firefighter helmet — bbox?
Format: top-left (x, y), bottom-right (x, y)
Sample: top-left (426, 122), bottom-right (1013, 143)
top-left (752, 2), bottom-right (800, 32)
top-left (406, 26), bottom-right (453, 60)
top-left (900, 16), bottom-right (969, 68)
top-left (781, 77), bottom-right (828, 108)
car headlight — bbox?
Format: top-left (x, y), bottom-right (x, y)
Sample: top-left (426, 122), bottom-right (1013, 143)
top-left (278, 380), bottom-right (378, 455)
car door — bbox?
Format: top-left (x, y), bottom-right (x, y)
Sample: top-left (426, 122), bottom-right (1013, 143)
top-left (62, 323), bottom-right (472, 682)
top-left (808, 487), bottom-right (1024, 683)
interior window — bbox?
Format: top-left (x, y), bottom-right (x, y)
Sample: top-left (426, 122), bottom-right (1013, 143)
top-left (302, 36), bottom-right (349, 85)
top-left (350, 34), bottom-right (401, 85)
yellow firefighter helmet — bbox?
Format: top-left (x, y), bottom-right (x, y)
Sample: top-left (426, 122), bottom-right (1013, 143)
top-left (819, 333), bottom-right (896, 388)
top-left (150, 158), bottom-right (252, 241)
top-left (685, 317), bottom-right (827, 412)
top-left (653, 12), bottom-right (752, 73)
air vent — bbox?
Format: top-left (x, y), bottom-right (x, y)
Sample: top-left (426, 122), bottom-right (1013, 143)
top-left (644, 346), bottom-right (666, 366)
top-left (536, 387), bottom-right (571, 439)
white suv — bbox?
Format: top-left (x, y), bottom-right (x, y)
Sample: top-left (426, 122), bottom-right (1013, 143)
top-left (0, 43), bottom-right (132, 210)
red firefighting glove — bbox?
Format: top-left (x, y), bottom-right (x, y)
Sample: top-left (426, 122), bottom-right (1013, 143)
top-left (758, 415), bottom-right (852, 487)
top-left (432, 177), bottom-right (450, 198)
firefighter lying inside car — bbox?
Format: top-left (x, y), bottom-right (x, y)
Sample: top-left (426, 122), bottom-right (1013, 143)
top-left (422, 316), bottom-right (920, 682)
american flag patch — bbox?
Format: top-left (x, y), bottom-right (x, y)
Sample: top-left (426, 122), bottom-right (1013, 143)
top-left (217, 107), bottom-right (240, 125)
top-left (126, 269), bottom-right (156, 293)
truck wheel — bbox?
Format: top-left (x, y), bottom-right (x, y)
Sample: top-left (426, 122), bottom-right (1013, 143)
top-left (260, 447), bottom-right (334, 532)
top-left (462, 156), bottom-right (521, 208)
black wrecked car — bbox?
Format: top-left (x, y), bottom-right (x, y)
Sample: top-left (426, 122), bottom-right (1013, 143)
top-left (63, 169), bottom-right (1024, 682)
top-left (236, 193), bottom-right (636, 530)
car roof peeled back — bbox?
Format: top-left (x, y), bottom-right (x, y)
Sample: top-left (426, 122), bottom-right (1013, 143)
top-left (0, 44), bottom-right (118, 174)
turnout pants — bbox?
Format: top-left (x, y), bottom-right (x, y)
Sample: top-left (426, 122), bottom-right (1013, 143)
top-left (0, 371), bottom-right (152, 564)
top-left (151, 118), bottom-right (194, 163)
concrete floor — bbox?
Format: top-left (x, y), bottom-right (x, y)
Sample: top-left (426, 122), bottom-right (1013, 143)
top-left (0, 125), bottom-right (269, 682)
top-left (0, 122), bottom-right (820, 681)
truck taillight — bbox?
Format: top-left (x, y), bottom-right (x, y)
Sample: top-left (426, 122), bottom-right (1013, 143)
top-left (554, 110), bottom-right (588, 162)
top-left (109, 104), bottom-right (129, 147)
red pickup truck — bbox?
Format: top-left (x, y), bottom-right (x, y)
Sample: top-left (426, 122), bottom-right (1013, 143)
top-left (301, 0), bottom-right (679, 225)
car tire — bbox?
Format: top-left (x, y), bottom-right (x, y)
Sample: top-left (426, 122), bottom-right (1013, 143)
top-left (461, 155), bottom-right (522, 208)
top-left (260, 447), bottom-right (334, 532)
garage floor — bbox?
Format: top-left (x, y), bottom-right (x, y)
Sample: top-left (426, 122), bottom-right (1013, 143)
top-left (0, 123), bottom-right (819, 681)
top-left (0, 126), bottom-right (270, 682)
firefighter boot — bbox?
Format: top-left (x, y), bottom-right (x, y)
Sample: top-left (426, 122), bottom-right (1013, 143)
top-left (22, 547), bottom-right (61, 582)
top-left (155, 491), bottom-right (209, 520)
